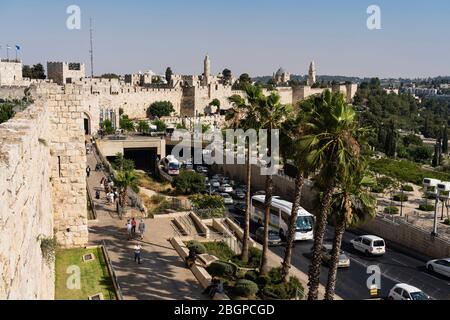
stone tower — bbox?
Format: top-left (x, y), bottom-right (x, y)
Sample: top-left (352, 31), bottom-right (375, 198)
top-left (308, 61), bottom-right (316, 86)
top-left (203, 55), bottom-right (211, 86)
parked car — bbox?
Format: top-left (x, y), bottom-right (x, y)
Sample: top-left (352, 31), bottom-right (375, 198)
top-left (255, 227), bottom-right (282, 246)
top-left (350, 235), bottom-right (386, 256)
top-left (210, 179), bottom-right (220, 188)
top-left (219, 184), bottom-right (233, 193)
top-left (233, 202), bottom-right (246, 215)
top-left (232, 189), bottom-right (246, 200)
top-left (426, 258), bottom-right (450, 277)
top-left (388, 283), bottom-right (431, 300)
top-left (221, 193), bottom-right (234, 205)
top-left (253, 190), bottom-right (266, 196)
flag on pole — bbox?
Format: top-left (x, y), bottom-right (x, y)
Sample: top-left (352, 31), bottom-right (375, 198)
top-left (15, 45), bottom-right (20, 51)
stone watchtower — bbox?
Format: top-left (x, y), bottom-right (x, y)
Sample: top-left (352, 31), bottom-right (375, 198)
top-left (203, 55), bottom-right (211, 86)
top-left (307, 61), bottom-right (316, 86)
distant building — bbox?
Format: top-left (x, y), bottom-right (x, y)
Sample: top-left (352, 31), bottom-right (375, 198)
top-left (47, 62), bottom-right (85, 85)
top-left (0, 60), bottom-right (22, 85)
top-left (273, 67), bottom-right (290, 85)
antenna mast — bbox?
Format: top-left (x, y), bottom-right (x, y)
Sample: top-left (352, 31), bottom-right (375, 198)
top-left (89, 18), bottom-right (94, 78)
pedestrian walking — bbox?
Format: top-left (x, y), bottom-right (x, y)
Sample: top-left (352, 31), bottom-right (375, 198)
top-left (131, 217), bottom-right (137, 236)
top-left (134, 243), bottom-right (142, 264)
top-left (86, 166), bottom-right (91, 177)
top-left (126, 220), bottom-right (132, 240)
top-left (138, 219), bottom-right (146, 240)
top-left (108, 192), bottom-right (115, 204)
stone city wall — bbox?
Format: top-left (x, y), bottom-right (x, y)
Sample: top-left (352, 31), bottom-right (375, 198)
top-left (0, 100), bottom-right (54, 299)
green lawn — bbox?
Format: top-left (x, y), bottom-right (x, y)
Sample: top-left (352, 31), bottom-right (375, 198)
top-left (55, 247), bottom-right (117, 300)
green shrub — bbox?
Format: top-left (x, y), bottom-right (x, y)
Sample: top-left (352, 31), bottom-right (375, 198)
top-left (268, 267), bottom-right (283, 284)
top-left (393, 194), bottom-right (408, 202)
top-left (444, 219), bottom-right (450, 226)
top-left (378, 176), bottom-right (394, 189)
top-left (286, 276), bottom-right (304, 299)
top-left (244, 270), bottom-right (259, 282)
top-left (256, 274), bottom-right (271, 287)
top-left (233, 279), bottom-right (259, 297)
top-left (260, 276), bottom-right (304, 300)
top-left (401, 185), bottom-right (414, 192)
top-left (203, 241), bottom-right (234, 261)
top-left (371, 185), bottom-right (384, 194)
top-left (172, 171), bottom-right (205, 195)
top-left (384, 206), bottom-right (399, 215)
top-left (186, 240), bottom-right (206, 255)
top-left (418, 204), bottom-right (435, 212)
top-left (206, 261), bottom-right (236, 278)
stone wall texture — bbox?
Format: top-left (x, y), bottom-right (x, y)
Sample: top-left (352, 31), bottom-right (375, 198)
top-left (0, 83), bottom-right (88, 299)
top-left (0, 101), bottom-right (54, 299)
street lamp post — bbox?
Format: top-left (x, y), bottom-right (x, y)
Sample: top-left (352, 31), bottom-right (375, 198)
top-left (432, 190), bottom-right (439, 237)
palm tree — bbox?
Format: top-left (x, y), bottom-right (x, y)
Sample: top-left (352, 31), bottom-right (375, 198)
top-left (258, 92), bottom-right (288, 275)
top-left (279, 100), bottom-right (314, 282)
top-left (300, 90), bottom-right (362, 300)
top-left (226, 84), bottom-right (263, 263)
top-left (114, 170), bottom-right (138, 216)
top-left (324, 162), bottom-right (376, 300)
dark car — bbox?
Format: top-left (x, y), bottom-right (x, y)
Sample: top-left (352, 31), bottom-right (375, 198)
top-left (232, 189), bottom-right (246, 200)
top-left (255, 227), bottom-right (282, 246)
top-left (233, 202), bottom-right (246, 215)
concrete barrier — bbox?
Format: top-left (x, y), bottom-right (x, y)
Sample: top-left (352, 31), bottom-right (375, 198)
top-left (190, 211), bottom-right (210, 238)
top-left (359, 216), bottom-right (450, 259)
top-left (172, 218), bottom-right (189, 236)
top-left (169, 237), bottom-right (189, 259)
top-left (224, 217), bottom-right (258, 248)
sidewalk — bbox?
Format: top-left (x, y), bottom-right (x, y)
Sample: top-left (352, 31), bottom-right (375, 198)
top-left (86, 145), bottom-right (204, 300)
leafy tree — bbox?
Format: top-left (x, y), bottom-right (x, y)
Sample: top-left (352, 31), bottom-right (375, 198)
top-left (119, 114), bottom-right (135, 131)
top-left (227, 84), bottom-right (263, 263)
top-left (239, 73), bottom-right (252, 84)
top-left (153, 119), bottom-right (167, 132)
top-left (101, 119), bottom-right (114, 135)
top-left (114, 152), bottom-right (135, 171)
top-left (210, 98), bottom-right (220, 107)
top-left (137, 120), bottom-right (150, 133)
top-left (119, 107), bottom-right (124, 116)
top-left (172, 170), bottom-right (205, 195)
top-left (443, 126), bottom-right (449, 154)
top-left (201, 123), bottom-right (210, 133)
top-left (258, 92), bottom-right (288, 275)
top-left (0, 103), bottom-right (15, 124)
top-left (300, 90), bottom-right (363, 300)
top-left (222, 68), bottom-right (232, 81)
top-left (165, 67), bottom-right (173, 83)
top-left (147, 101), bottom-right (175, 118)
top-left (101, 73), bottom-right (120, 79)
top-left (22, 63), bottom-right (46, 79)
top-left (324, 162), bottom-right (376, 300)
top-left (114, 170), bottom-right (138, 212)
top-left (189, 194), bottom-right (225, 217)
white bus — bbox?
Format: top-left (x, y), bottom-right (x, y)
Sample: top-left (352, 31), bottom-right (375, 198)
top-left (162, 155), bottom-right (180, 176)
top-left (250, 195), bottom-right (314, 241)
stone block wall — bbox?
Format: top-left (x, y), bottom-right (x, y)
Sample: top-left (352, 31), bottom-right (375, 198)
top-left (0, 101), bottom-right (54, 299)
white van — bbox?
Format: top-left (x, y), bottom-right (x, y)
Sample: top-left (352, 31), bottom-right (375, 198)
top-left (350, 235), bottom-right (386, 256)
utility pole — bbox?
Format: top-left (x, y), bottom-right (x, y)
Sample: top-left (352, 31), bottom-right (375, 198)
top-left (89, 18), bottom-right (94, 78)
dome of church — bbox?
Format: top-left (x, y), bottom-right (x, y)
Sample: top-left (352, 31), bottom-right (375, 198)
top-left (275, 67), bottom-right (286, 76)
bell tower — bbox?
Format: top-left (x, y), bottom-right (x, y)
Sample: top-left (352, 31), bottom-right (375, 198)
top-left (308, 61), bottom-right (316, 86)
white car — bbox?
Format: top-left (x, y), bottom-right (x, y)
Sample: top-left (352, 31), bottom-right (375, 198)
top-left (426, 258), bottom-right (450, 277)
top-left (210, 179), bottom-right (220, 188)
top-left (388, 283), bottom-right (431, 300)
top-left (221, 193), bottom-right (234, 205)
top-left (350, 235), bottom-right (386, 256)
top-left (219, 184), bottom-right (233, 193)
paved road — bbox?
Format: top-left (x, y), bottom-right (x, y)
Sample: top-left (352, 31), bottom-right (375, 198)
top-left (227, 204), bottom-right (450, 300)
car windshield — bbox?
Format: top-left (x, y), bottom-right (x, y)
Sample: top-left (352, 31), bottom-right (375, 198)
top-left (268, 231), bottom-right (280, 240)
top-left (169, 163), bottom-right (179, 169)
top-left (410, 291), bottom-right (429, 300)
top-left (339, 253), bottom-right (347, 260)
top-left (296, 216), bottom-right (314, 232)
top-left (373, 240), bottom-right (385, 247)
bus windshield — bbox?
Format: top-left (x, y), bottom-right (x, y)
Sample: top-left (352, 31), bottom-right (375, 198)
top-left (296, 216), bottom-right (314, 232)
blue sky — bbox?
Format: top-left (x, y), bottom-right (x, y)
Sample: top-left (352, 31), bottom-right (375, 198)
top-left (1, 0), bottom-right (449, 78)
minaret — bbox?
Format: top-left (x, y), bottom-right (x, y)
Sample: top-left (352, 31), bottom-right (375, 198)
top-left (308, 61), bottom-right (316, 86)
top-left (203, 55), bottom-right (211, 86)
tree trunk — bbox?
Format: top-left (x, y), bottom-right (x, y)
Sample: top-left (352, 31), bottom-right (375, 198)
top-left (324, 217), bottom-right (346, 300)
top-left (260, 174), bottom-right (273, 275)
top-left (281, 171), bottom-right (304, 282)
top-left (241, 147), bottom-right (252, 263)
top-left (307, 182), bottom-right (335, 300)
